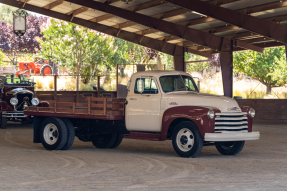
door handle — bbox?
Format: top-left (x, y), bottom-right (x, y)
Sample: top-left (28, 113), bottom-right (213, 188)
top-left (130, 98), bottom-right (137, 100)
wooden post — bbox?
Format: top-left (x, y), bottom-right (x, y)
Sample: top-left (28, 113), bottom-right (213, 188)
top-left (54, 75), bottom-right (57, 102)
top-left (54, 102), bottom-right (57, 113)
top-left (88, 97), bottom-right (91, 114)
top-left (76, 92), bottom-right (80, 103)
top-left (103, 98), bottom-right (107, 115)
top-left (73, 103), bottom-right (75, 114)
top-left (97, 76), bottom-right (100, 97)
top-left (116, 64), bottom-right (118, 93)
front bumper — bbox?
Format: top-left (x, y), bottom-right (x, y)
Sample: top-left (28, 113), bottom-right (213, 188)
top-left (204, 132), bottom-right (260, 142)
top-left (2, 111), bottom-right (28, 118)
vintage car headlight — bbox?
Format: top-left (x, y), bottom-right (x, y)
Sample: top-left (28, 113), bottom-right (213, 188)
top-left (10, 97), bottom-right (18, 106)
top-left (31, 98), bottom-right (40, 106)
top-left (207, 110), bottom-right (215, 119)
top-left (248, 108), bottom-right (255, 118)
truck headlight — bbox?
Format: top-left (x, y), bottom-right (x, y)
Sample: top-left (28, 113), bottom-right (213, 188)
top-left (248, 108), bottom-right (255, 118)
top-left (31, 98), bottom-right (39, 106)
top-left (10, 98), bottom-right (18, 106)
top-left (207, 110), bottom-right (215, 119)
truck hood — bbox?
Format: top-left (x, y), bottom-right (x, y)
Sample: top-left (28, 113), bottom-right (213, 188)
top-left (164, 91), bottom-right (241, 112)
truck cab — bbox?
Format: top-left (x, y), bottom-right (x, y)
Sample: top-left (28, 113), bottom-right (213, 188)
top-left (125, 71), bottom-right (259, 157)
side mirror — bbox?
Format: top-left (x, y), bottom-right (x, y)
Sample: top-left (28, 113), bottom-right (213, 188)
top-left (137, 79), bottom-right (144, 93)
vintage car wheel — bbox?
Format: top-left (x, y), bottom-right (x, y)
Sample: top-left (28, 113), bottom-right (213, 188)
top-left (91, 133), bottom-right (117, 149)
top-left (109, 134), bottom-right (124, 148)
top-left (0, 115), bottom-right (7, 129)
top-left (40, 117), bottom-right (68, 150)
top-left (62, 118), bottom-right (75, 150)
top-left (215, 141), bottom-right (245, 155)
top-left (172, 121), bottom-right (203, 158)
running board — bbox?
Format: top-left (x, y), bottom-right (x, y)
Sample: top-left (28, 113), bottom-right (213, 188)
top-left (124, 132), bottom-right (161, 141)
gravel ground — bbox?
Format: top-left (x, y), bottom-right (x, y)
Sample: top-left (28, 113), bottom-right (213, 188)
top-left (0, 123), bottom-right (286, 191)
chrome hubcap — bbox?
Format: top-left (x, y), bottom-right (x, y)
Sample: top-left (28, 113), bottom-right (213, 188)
top-left (43, 123), bottom-right (58, 145)
top-left (176, 128), bottom-right (194, 152)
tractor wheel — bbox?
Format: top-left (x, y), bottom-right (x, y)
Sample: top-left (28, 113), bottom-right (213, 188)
top-left (40, 64), bottom-right (53, 75)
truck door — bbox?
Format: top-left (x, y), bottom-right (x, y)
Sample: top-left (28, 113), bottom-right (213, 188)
top-left (126, 77), bottom-right (161, 132)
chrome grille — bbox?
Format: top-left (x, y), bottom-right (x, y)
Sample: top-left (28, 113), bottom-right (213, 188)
top-left (215, 112), bottom-right (248, 133)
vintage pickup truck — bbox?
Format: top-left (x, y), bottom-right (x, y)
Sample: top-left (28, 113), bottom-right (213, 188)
top-left (25, 71), bottom-right (260, 157)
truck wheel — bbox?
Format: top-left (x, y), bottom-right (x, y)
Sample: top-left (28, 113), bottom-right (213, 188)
top-left (40, 117), bottom-right (68, 150)
top-left (62, 118), bottom-right (75, 150)
top-left (40, 64), bottom-right (53, 75)
top-left (172, 121), bottom-right (203, 158)
top-left (0, 115), bottom-right (7, 129)
top-left (92, 133), bottom-right (117, 149)
top-left (109, 134), bottom-right (124, 148)
top-left (215, 141), bottom-right (245, 155)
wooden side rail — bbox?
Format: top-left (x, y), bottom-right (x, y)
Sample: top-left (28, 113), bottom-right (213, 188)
top-left (26, 97), bottom-right (125, 117)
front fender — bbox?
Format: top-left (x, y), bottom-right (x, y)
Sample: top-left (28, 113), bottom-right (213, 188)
top-left (161, 106), bottom-right (220, 141)
top-left (38, 101), bottom-right (50, 107)
top-left (0, 101), bottom-right (14, 112)
top-left (241, 106), bottom-right (253, 132)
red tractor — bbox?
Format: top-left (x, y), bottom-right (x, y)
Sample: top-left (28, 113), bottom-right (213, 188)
top-left (16, 61), bottom-right (53, 77)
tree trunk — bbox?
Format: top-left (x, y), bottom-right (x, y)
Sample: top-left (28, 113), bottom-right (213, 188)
top-left (266, 83), bottom-right (272, 95)
top-left (76, 63), bottom-right (80, 91)
top-left (156, 55), bottom-right (163, 70)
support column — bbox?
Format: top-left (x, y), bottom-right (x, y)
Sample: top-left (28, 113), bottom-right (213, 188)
top-left (173, 46), bottom-right (185, 71)
top-left (220, 50), bottom-right (233, 98)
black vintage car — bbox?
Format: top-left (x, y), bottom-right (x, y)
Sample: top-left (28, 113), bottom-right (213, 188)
top-left (0, 75), bottom-right (40, 129)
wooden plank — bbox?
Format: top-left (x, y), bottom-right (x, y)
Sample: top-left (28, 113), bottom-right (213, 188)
top-left (90, 104), bottom-right (104, 108)
top-left (54, 102), bottom-right (57, 113)
top-left (57, 108), bottom-right (73, 113)
top-left (91, 110), bottom-right (105, 115)
top-left (75, 109), bottom-right (89, 114)
top-left (56, 102), bottom-right (74, 107)
top-left (76, 103), bottom-right (88, 107)
top-left (73, 103), bottom-right (75, 114)
top-left (90, 97), bottom-right (105, 102)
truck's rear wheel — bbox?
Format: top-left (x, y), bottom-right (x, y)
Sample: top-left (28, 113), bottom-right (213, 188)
top-left (215, 141), bottom-right (245, 155)
top-left (40, 117), bottom-right (68, 150)
top-left (62, 118), bottom-right (75, 150)
top-left (109, 134), bottom-right (124, 148)
top-left (172, 121), bottom-right (203, 158)
top-left (92, 133), bottom-right (117, 149)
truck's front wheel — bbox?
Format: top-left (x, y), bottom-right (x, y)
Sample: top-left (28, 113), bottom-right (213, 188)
top-left (215, 141), bottom-right (245, 155)
top-left (91, 133), bottom-right (117, 149)
top-left (172, 121), bottom-right (203, 158)
top-left (40, 117), bottom-right (68, 150)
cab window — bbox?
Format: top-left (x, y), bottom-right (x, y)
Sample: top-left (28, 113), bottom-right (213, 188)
top-left (134, 78), bottom-right (158, 94)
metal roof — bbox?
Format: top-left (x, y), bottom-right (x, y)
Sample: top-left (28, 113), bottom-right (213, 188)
top-left (1, 0), bottom-right (287, 57)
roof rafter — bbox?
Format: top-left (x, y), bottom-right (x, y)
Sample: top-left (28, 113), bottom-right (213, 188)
top-left (0, 0), bottom-right (211, 58)
top-left (64, 0), bottom-right (263, 53)
top-left (44, 0), bottom-right (65, 10)
top-left (166, 0), bottom-right (287, 44)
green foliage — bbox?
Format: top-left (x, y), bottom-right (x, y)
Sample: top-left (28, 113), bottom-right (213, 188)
top-left (185, 52), bottom-right (211, 72)
top-left (233, 47), bottom-right (287, 94)
top-left (39, 19), bottom-right (113, 81)
top-left (0, 49), bottom-right (4, 65)
top-left (0, 4), bottom-right (18, 25)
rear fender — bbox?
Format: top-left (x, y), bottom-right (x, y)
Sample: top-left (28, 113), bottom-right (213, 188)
top-left (160, 106), bottom-right (220, 141)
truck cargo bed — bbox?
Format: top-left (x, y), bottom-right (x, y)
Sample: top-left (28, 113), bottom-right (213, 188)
top-left (24, 97), bottom-right (125, 120)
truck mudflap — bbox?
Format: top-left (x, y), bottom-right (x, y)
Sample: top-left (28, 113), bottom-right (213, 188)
top-left (204, 131), bottom-right (260, 142)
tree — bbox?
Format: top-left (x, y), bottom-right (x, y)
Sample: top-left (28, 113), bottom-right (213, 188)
top-left (0, 15), bottom-right (47, 64)
top-left (233, 47), bottom-right (287, 94)
top-left (0, 49), bottom-right (4, 65)
top-left (0, 4), bottom-right (18, 25)
top-left (39, 18), bottom-right (114, 88)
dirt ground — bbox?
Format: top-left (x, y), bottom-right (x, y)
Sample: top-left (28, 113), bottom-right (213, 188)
top-left (0, 123), bottom-right (286, 191)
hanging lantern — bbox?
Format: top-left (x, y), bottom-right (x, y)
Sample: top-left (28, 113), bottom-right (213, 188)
top-left (13, 9), bottom-right (28, 37)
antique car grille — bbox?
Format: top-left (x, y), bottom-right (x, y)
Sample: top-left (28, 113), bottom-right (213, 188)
top-left (214, 112), bottom-right (248, 133)
top-left (16, 94), bottom-right (33, 111)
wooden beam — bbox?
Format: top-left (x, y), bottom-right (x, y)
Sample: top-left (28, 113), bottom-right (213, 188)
top-left (44, 0), bottom-right (65, 10)
top-left (64, 0), bottom-right (263, 53)
top-left (166, 0), bottom-right (287, 44)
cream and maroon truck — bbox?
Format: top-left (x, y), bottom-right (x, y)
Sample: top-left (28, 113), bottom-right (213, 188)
top-left (25, 71), bottom-right (259, 158)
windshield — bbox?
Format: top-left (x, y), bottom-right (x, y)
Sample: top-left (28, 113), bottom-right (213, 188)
top-left (159, 75), bottom-right (198, 93)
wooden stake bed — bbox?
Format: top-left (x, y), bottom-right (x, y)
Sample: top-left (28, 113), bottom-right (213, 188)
top-left (24, 97), bottom-right (125, 120)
